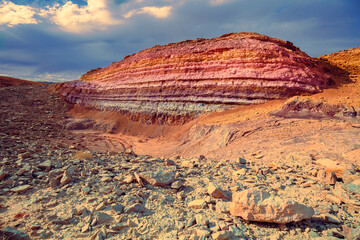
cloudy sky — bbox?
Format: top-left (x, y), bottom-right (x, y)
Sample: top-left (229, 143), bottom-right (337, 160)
top-left (0, 0), bottom-right (359, 82)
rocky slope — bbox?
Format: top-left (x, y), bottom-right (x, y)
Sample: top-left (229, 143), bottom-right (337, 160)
top-left (1, 84), bottom-right (360, 240)
top-left (0, 76), bottom-right (46, 88)
top-left (2, 37), bottom-right (360, 240)
top-left (54, 32), bottom-right (337, 124)
top-left (320, 47), bottom-right (360, 77)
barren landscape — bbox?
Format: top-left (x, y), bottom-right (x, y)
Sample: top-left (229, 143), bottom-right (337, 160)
top-left (1, 33), bottom-right (360, 240)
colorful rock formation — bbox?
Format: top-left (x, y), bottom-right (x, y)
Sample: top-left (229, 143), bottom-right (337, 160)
top-left (54, 32), bottom-right (336, 124)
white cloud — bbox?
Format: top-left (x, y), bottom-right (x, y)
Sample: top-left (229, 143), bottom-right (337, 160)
top-left (41, 0), bottom-right (121, 33)
top-left (0, 1), bottom-right (175, 32)
top-left (209, 0), bottom-right (234, 6)
top-left (124, 6), bottom-right (172, 19)
top-left (0, 1), bottom-right (39, 27)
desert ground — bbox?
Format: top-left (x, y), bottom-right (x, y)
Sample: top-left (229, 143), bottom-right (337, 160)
top-left (1, 47), bottom-right (360, 239)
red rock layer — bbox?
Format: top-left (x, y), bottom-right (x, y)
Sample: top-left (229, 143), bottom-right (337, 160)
top-left (55, 32), bottom-right (336, 124)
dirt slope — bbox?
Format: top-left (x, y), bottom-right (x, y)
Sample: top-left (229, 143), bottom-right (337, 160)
top-left (0, 76), bottom-right (46, 88)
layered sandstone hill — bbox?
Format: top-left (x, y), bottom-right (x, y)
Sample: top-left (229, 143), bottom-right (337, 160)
top-left (54, 32), bottom-right (337, 124)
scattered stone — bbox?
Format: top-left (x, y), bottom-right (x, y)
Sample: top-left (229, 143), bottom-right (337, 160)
top-left (10, 184), bottom-right (32, 193)
top-left (96, 202), bottom-right (107, 211)
top-left (75, 206), bottom-right (90, 216)
top-left (316, 158), bottom-right (346, 176)
top-left (216, 201), bottom-right (230, 213)
top-left (228, 225), bottom-right (244, 237)
top-left (195, 214), bottom-right (209, 226)
top-left (2, 227), bottom-right (30, 240)
top-left (49, 178), bottom-right (60, 188)
top-left (45, 200), bottom-right (58, 207)
top-left (81, 223), bottom-right (91, 233)
top-left (317, 169), bottom-right (337, 185)
top-left (181, 161), bottom-right (194, 168)
top-left (139, 170), bottom-right (176, 186)
top-left (166, 159), bottom-right (176, 166)
top-left (123, 174), bottom-right (134, 184)
top-left (124, 149), bottom-right (135, 155)
top-left (196, 228), bottom-right (211, 237)
top-left (342, 225), bottom-right (360, 240)
top-left (188, 199), bottom-right (207, 209)
top-left (343, 179), bottom-right (360, 194)
top-left (211, 230), bottom-right (235, 240)
top-left (92, 212), bottom-right (113, 225)
top-left (134, 172), bottom-right (144, 187)
top-left (60, 166), bottom-right (75, 186)
top-left (322, 214), bottom-right (341, 224)
top-left (92, 229), bottom-right (106, 240)
top-left (207, 182), bottom-right (229, 199)
top-left (185, 216), bottom-right (196, 228)
top-left (0, 171), bottom-right (8, 181)
top-left (18, 152), bottom-right (31, 159)
top-left (238, 157), bottom-right (247, 164)
top-left (111, 222), bottom-right (129, 231)
top-left (38, 160), bottom-right (52, 171)
top-left (326, 171), bottom-right (337, 185)
top-left (124, 203), bottom-right (146, 214)
top-left (105, 204), bottom-right (124, 213)
top-left (230, 189), bottom-right (314, 224)
top-left (82, 186), bottom-right (91, 194)
top-left (161, 230), bottom-right (178, 239)
top-left (171, 180), bottom-right (184, 189)
top-left (341, 170), bottom-right (360, 185)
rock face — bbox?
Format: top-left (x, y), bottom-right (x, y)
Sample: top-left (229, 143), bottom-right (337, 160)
top-left (54, 32), bottom-right (335, 124)
top-left (229, 189), bottom-right (314, 224)
top-left (272, 97), bottom-right (359, 120)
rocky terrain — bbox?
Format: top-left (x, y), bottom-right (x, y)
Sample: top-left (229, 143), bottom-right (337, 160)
top-left (53, 32), bottom-right (338, 124)
top-left (1, 36), bottom-right (360, 240)
top-left (2, 85), bottom-right (360, 240)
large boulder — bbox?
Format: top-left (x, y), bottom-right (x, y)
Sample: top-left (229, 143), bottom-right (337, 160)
top-left (229, 189), bottom-right (314, 224)
top-left (139, 170), bottom-right (176, 186)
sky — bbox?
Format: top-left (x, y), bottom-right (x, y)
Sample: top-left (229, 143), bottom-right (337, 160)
top-left (0, 0), bottom-right (359, 82)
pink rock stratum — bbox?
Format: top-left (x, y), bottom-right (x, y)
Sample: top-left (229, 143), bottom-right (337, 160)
top-left (54, 32), bottom-right (335, 124)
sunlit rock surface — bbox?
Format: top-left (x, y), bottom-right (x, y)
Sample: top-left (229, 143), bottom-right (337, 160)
top-left (54, 32), bottom-right (335, 124)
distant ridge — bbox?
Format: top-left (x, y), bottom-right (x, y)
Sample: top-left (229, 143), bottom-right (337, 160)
top-left (0, 76), bottom-right (47, 88)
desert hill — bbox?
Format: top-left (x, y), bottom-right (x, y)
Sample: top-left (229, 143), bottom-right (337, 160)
top-left (54, 32), bottom-right (337, 125)
top-left (321, 47), bottom-right (360, 77)
top-left (0, 76), bottom-right (46, 88)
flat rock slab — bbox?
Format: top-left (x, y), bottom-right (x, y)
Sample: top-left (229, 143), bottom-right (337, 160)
top-left (10, 185), bottom-right (32, 193)
top-left (124, 203), bottom-right (146, 214)
top-left (188, 199), bottom-right (207, 209)
top-left (230, 189), bottom-right (314, 224)
top-left (2, 227), bottom-right (30, 240)
top-left (92, 212), bottom-right (113, 225)
top-left (316, 158), bottom-right (347, 176)
top-left (343, 179), bottom-right (360, 194)
top-left (139, 170), bottom-right (175, 186)
top-left (208, 182), bottom-right (229, 199)
top-left (38, 160), bottom-right (52, 171)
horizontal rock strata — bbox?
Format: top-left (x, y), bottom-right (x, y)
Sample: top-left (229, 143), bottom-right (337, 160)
top-left (54, 32), bottom-right (336, 124)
